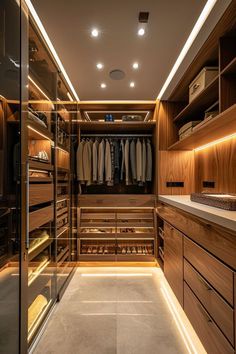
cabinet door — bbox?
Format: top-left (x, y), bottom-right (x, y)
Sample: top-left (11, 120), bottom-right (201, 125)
top-left (164, 222), bottom-right (183, 306)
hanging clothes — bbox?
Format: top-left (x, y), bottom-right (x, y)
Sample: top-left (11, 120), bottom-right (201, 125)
top-left (130, 139), bottom-right (136, 181)
top-left (136, 138), bottom-right (142, 182)
top-left (92, 140), bottom-right (99, 182)
top-left (113, 140), bottom-right (120, 184)
top-left (141, 139), bottom-right (146, 183)
top-left (98, 139), bottom-right (105, 184)
top-left (120, 139), bottom-right (125, 181)
top-left (77, 140), bottom-right (85, 183)
top-left (105, 139), bottom-right (112, 185)
top-left (146, 139), bottom-right (152, 182)
top-left (124, 139), bottom-right (130, 185)
top-left (83, 140), bottom-right (92, 185)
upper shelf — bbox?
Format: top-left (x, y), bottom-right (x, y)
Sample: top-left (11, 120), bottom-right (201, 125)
top-left (168, 103), bottom-right (236, 150)
top-left (78, 121), bottom-right (156, 132)
top-left (173, 76), bottom-right (219, 124)
top-left (78, 100), bottom-right (156, 111)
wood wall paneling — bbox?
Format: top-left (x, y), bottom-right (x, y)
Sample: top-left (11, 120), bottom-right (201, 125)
top-left (158, 151), bottom-right (195, 195)
top-left (195, 138), bottom-right (236, 193)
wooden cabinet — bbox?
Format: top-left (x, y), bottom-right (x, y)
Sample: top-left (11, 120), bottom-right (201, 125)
top-left (184, 259), bottom-right (234, 344)
top-left (184, 237), bottom-right (234, 306)
top-left (164, 222), bottom-right (183, 306)
top-left (157, 202), bottom-right (236, 269)
top-left (184, 282), bottom-right (234, 354)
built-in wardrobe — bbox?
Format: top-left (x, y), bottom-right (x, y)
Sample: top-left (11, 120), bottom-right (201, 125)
top-left (0, 2), bottom-right (77, 353)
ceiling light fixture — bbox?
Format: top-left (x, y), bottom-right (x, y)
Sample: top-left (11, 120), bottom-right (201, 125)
top-left (157, 0), bottom-right (217, 100)
top-left (100, 83), bottom-right (107, 89)
top-left (96, 63), bottom-right (104, 70)
top-left (25, 0), bottom-right (79, 101)
top-left (91, 28), bottom-right (99, 37)
top-left (130, 82), bottom-right (135, 88)
top-left (138, 28), bottom-right (145, 36)
top-left (133, 62), bottom-right (139, 69)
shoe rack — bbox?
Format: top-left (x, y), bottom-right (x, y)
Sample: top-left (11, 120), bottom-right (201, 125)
top-left (78, 208), bottom-right (156, 262)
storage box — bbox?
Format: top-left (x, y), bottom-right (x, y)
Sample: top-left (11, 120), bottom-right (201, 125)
top-left (189, 67), bottom-right (218, 103)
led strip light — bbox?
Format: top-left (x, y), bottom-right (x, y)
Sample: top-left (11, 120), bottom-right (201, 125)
top-left (157, 0), bottom-right (217, 99)
top-left (25, 0), bottom-right (79, 101)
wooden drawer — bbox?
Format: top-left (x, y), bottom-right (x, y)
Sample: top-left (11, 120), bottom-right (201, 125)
top-left (164, 222), bottom-right (183, 306)
top-left (29, 184), bottom-right (53, 206)
top-left (78, 195), bottom-right (156, 207)
top-left (29, 205), bottom-right (53, 232)
top-left (184, 259), bottom-right (234, 344)
top-left (184, 282), bottom-right (234, 354)
top-left (184, 237), bottom-right (234, 305)
top-left (157, 202), bottom-right (236, 269)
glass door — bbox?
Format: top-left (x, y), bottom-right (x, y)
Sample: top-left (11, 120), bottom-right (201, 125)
top-left (0, 0), bottom-right (21, 353)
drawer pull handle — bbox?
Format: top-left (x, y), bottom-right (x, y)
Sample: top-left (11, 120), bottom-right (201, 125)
top-left (197, 303), bottom-right (212, 323)
top-left (197, 274), bottom-right (212, 291)
top-left (192, 83), bottom-right (200, 93)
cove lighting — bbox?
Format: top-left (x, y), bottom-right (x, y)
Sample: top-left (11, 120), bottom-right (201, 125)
top-left (81, 273), bottom-right (152, 277)
top-left (28, 76), bottom-right (52, 103)
top-left (100, 83), bottom-right (107, 89)
top-left (96, 63), bottom-right (104, 70)
top-left (130, 82), bottom-right (135, 88)
top-left (27, 125), bottom-right (53, 142)
top-left (138, 28), bottom-right (145, 36)
top-left (161, 284), bottom-right (199, 354)
top-left (133, 62), bottom-right (139, 69)
top-left (25, 0), bottom-right (79, 101)
top-left (91, 28), bottom-right (99, 37)
top-left (194, 133), bottom-right (236, 151)
top-left (67, 92), bottom-right (74, 102)
top-left (157, 0), bottom-right (217, 100)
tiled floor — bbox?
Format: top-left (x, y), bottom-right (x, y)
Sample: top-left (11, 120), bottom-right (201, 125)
top-left (33, 267), bottom-right (205, 354)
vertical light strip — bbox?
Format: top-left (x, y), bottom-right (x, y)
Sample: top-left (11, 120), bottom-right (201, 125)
top-left (25, 0), bottom-right (79, 101)
top-left (157, 0), bottom-right (217, 99)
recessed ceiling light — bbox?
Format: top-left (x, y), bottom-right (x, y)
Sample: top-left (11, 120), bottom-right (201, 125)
top-left (138, 28), bottom-right (145, 36)
top-left (91, 28), bottom-right (99, 37)
top-left (100, 83), bottom-right (106, 88)
top-left (96, 63), bottom-right (104, 70)
top-left (133, 62), bottom-right (139, 69)
top-left (130, 82), bottom-right (135, 88)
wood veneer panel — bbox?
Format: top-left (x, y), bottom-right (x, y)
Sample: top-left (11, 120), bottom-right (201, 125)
top-left (184, 259), bottom-right (234, 344)
top-left (156, 202), bottom-right (236, 269)
top-left (184, 283), bottom-right (234, 354)
top-left (158, 151), bottom-right (195, 195)
top-left (78, 121), bottom-right (156, 132)
top-left (195, 138), bottom-right (236, 193)
top-left (157, 101), bottom-right (180, 150)
top-left (78, 101), bottom-right (156, 111)
top-left (29, 184), bottom-right (53, 206)
top-left (78, 195), bottom-right (156, 208)
top-left (164, 222), bottom-right (183, 306)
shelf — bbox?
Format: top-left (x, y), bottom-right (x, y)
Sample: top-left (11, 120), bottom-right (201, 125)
top-left (28, 239), bottom-right (53, 262)
top-left (78, 121), bottom-right (156, 132)
top-left (168, 104), bottom-right (236, 150)
top-left (57, 207), bottom-right (68, 217)
top-left (79, 254), bottom-right (116, 261)
top-left (79, 233), bottom-right (115, 239)
top-left (57, 224), bottom-right (69, 238)
top-left (117, 234), bottom-right (155, 239)
top-left (221, 57), bottom-right (236, 75)
top-left (29, 159), bottom-right (54, 172)
top-left (27, 120), bottom-right (53, 140)
top-left (57, 195), bottom-right (69, 202)
top-left (117, 254), bottom-right (155, 262)
top-left (173, 76), bottom-right (219, 123)
top-left (78, 100), bottom-right (156, 111)
top-left (56, 246), bottom-right (69, 263)
top-left (29, 176), bottom-right (53, 183)
top-left (56, 143), bottom-right (70, 153)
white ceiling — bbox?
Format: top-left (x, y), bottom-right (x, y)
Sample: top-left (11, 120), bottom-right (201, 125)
top-left (32, 0), bottom-right (207, 100)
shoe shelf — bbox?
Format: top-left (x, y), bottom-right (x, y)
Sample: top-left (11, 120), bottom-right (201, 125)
top-left (78, 208), bottom-right (156, 261)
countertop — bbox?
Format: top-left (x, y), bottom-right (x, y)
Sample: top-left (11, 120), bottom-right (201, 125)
top-left (158, 195), bottom-right (236, 232)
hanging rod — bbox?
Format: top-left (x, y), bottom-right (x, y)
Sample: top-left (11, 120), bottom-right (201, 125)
top-left (80, 133), bottom-right (152, 138)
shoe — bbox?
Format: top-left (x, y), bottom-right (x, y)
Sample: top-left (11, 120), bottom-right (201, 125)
top-left (104, 246), bottom-right (108, 254)
top-left (121, 247), bottom-right (126, 254)
top-left (98, 246), bottom-right (103, 254)
top-left (137, 246), bottom-right (142, 254)
top-left (131, 246), bottom-right (136, 254)
top-left (127, 246), bottom-right (131, 254)
top-left (92, 247), bottom-right (98, 254)
top-left (87, 247), bottom-right (92, 254)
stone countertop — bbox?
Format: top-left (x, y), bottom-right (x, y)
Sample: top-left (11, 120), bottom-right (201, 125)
top-left (158, 195), bottom-right (236, 233)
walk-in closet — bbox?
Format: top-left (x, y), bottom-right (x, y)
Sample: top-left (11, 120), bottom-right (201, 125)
top-left (1, 0), bottom-right (236, 353)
